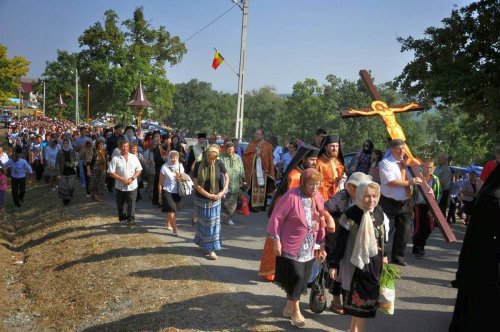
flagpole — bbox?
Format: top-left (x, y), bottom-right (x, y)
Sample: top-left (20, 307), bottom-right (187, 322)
top-left (234, 0), bottom-right (248, 140)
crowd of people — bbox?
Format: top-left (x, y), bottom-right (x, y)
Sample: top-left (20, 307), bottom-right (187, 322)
top-left (1, 116), bottom-right (498, 330)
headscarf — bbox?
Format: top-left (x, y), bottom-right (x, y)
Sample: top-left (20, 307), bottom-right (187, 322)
top-left (197, 144), bottom-right (220, 194)
top-left (166, 150), bottom-right (180, 169)
top-left (62, 138), bottom-right (73, 152)
top-left (298, 168), bottom-right (323, 225)
top-left (350, 181), bottom-right (380, 270)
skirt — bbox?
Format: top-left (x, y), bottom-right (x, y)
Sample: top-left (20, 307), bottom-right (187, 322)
top-left (59, 175), bottom-right (76, 200)
top-left (161, 190), bottom-right (182, 213)
top-left (194, 195), bottom-right (222, 252)
top-left (274, 256), bottom-right (314, 301)
top-left (342, 255), bottom-right (383, 318)
top-left (90, 171), bottom-right (107, 197)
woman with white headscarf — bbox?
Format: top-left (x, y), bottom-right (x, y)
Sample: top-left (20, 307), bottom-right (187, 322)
top-left (327, 181), bottom-right (388, 332)
top-left (158, 150), bottom-right (184, 236)
top-left (55, 138), bottom-right (78, 206)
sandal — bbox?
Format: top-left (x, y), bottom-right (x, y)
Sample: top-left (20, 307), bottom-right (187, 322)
top-left (290, 314), bottom-right (306, 328)
top-left (329, 303), bottom-right (344, 315)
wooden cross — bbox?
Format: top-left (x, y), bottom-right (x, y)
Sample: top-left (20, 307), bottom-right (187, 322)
top-left (341, 69), bottom-right (456, 243)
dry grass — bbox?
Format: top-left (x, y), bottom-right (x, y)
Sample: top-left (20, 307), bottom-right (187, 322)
top-left (0, 179), bottom-right (277, 331)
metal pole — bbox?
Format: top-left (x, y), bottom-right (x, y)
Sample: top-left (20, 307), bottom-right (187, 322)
top-left (75, 69), bottom-right (79, 125)
top-left (234, 0), bottom-right (248, 140)
top-left (43, 81), bottom-right (46, 117)
top-left (86, 84), bottom-right (90, 124)
top-left (18, 84), bottom-right (22, 111)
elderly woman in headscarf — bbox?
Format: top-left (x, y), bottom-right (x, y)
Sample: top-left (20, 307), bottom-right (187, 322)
top-left (267, 168), bottom-right (327, 328)
top-left (192, 144), bottom-right (229, 260)
top-left (327, 181), bottom-right (388, 332)
top-left (55, 138), bottom-right (78, 206)
top-left (87, 137), bottom-right (108, 202)
top-left (158, 150), bottom-right (184, 236)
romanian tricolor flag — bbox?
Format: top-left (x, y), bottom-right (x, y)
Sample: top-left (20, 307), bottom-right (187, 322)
top-left (212, 50), bottom-right (224, 70)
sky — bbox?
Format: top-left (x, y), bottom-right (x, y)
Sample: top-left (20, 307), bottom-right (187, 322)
top-left (0, 0), bottom-right (472, 94)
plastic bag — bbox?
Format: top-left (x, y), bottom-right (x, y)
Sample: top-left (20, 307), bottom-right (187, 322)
top-left (238, 193), bottom-right (250, 216)
top-left (379, 264), bottom-right (401, 315)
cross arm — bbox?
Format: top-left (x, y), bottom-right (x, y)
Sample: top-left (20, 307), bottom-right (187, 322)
top-left (340, 103), bottom-right (425, 118)
top-left (340, 107), bottom-right (374, 118)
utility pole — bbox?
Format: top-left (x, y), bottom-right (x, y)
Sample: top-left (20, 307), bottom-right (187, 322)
top-left (86, 84), bottom-right (90, 124)
top-left (75, 69), bottom-right (79, 125)
top-left (42, 81), bottom-right (46, 117)
top-left (234, 0), bottom-right (248, 140)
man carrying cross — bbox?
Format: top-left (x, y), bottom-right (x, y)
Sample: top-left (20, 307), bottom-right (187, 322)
top-left (379, 139), bottom-right (423, 266)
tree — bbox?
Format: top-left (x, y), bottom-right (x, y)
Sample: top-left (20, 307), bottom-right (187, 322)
top-left (277, 79), bottom-right (324, 141)
top-left (396, 0), bottom-right (500, 134)
top-left (0, 44), bottom-right (30, 106)
top-left (242, 86), bottom-right (285, 140)
top-left (170, 79), bottom-right (237, 136)
top-left (43, 7), bottom-right (186, 123)
top-left (40, 50), bottom-right (80, 119)
top-left (421, 106), bottom-right (492, 166)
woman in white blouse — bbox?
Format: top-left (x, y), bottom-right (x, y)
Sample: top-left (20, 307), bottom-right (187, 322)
top-left (158, 150), bottom-right (184, 236)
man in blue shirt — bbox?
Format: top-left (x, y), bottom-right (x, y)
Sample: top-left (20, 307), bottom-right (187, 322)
top-left (5, 148), bottom-right (33, 208)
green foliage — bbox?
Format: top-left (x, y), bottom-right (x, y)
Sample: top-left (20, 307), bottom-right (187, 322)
top-left (421, 106), bottom-right (492, 166)
top-left (170, 79), bottom-right (236, 136)
top-left (396, 0), bottom-right (500, 134)
top-left (41, 7), bottom-right (186, 123)
top-left (243, 86), bottom-right (286, 139)
top-left (38, 50), bottom-right (79, 119)
top-left (0, 44), bottom-right (30, 105)
top-left (380, 264), bottom-right (401, 289)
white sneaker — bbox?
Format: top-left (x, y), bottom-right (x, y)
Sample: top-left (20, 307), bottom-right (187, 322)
top-left (226, 220), bottom-right (235, 225)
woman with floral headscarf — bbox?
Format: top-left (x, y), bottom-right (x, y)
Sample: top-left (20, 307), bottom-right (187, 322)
top-left (192, 144), bottom-right (229, 260)
top-left (267, 168), bottom-right (327, 328)
top-left (327, 181), bottom-right (389, 332)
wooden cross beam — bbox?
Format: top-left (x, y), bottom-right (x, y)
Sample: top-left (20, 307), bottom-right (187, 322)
top-left (341, 69), bottom-right (456, 243)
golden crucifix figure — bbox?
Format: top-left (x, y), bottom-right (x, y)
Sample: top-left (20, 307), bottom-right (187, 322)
top-left (348, 100), bottom-right (420, 162)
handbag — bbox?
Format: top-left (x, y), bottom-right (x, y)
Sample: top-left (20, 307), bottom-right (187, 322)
top-left (177, 165), bottom-right (194, 197)
top-left (309, 263), bottom-right (327, 314)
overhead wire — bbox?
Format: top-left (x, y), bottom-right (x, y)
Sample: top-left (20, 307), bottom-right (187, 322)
top-left (182, 3), bottom-right (239, 43)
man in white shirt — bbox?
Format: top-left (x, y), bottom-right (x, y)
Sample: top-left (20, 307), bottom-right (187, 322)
top-left (379, 139), bottom-right (422, 266)
top-left (108, 139), bottom-right (142, 225)
top-left (0, 146), bottom-right (9, 166)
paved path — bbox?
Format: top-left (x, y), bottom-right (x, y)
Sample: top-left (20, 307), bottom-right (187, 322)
top-left (104, 191), bottom-right (465, 331)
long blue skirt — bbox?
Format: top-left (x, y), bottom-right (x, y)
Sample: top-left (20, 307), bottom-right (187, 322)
top-left (194, 196), bottom-right (222, 252)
